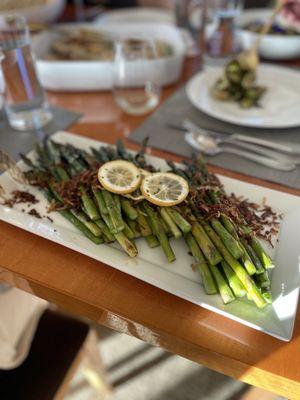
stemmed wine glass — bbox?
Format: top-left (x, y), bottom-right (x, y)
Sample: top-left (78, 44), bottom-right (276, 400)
top-left (113, 37), bottom-right (162, 116)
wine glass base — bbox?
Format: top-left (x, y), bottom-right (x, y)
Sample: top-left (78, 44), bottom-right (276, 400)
top-left (6, 107), bottom-right (53, 131)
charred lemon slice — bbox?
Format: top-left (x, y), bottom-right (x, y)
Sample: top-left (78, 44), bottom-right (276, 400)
top-left (141, 172), bottom-right (189, 206)
top-left (98, 160), bottom-right (141, 194)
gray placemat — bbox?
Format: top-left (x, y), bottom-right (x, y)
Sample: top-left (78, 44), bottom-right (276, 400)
top-left (130, 86), bottom-right (300, 190)
top-left (0, 106), bottom-right (82, 160)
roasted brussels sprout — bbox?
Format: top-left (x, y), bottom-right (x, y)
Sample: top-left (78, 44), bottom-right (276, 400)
top-left (211, 58), bottom-right (266, 109)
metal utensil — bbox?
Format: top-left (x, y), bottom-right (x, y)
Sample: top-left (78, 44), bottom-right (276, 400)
top-left (168, 120), bottom-right (300, 156)
top-left (184, 130), bottom-right (296, 171)
top-left (229, 134), bottom-right (300, 156)
top-left (182, 120), bottom-right (300, 164)
top-left (237, 2), bottom-right (283, 70)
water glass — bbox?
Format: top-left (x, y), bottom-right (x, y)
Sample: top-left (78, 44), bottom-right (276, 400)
top-left (0, 15), bottom-right (52, 131)
top-left (173, 0), bottom-right (208, 57)
top-left (113, 38), bottom-right (161, 116)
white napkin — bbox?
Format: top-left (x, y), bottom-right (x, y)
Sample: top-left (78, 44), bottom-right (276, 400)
top-left (0, 286), bottom-right (47, 370)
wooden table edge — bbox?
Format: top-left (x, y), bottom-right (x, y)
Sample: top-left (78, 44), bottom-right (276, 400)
top-left (0, 266), bottom-right (299, 400)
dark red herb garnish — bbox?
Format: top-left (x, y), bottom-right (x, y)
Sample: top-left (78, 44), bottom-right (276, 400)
top-left (28, 209), bottom-right (42, 219)
top-left (2, 190), bottom-right (39, 208)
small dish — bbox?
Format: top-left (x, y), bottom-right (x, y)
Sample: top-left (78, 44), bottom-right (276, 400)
top-left (237, 8), bottom-right (300, 60)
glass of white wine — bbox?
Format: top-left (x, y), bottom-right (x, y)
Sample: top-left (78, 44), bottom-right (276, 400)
top-left (113, 37), bottom-right (162, 116)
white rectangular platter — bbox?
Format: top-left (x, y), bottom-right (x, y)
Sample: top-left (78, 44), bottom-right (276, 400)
top-left (0, 131), bottom-right (299, 341)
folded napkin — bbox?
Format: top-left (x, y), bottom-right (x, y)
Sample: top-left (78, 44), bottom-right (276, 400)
top-left (0, 286), bottom-right (47, 370)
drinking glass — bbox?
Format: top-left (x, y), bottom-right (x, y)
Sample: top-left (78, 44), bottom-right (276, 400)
top-left (173, 0), bottom-right (207, 57)
top-left (174, 0), bottom-right (243, 62)
top-left (206, 0), bottom-right (244, 59)
top-left (113, 38), bottom-right (161, 116)
top-left (0, 15), bottom-right (52, 131)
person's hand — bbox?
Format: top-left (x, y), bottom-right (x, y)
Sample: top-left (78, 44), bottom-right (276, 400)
top-left (279, 0), bottom-right (300, 31)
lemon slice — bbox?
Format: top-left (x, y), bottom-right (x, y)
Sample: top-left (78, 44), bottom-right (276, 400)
top-left (141, 172), bottom-right (189, 206)
top-left (98, 160), bottom-right (141, 194)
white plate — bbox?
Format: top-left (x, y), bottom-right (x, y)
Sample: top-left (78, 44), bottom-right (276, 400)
top-left (96, 7), bottom-right (175, 26)
top-left (186, 64), bottom-right (300, 128)
top-left (0, 131), bottom-right (299, 341)
top-left (237, 9), bottom-right (300, 60)
top-left (33, 23), bottom-right (185, 91)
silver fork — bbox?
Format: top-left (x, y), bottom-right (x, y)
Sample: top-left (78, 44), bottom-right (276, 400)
top-left (182, 120), bottom-right (300, 165)
top-left (184, 129), bottom-right (296, 171)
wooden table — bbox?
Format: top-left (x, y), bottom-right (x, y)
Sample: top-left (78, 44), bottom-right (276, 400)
top-left (1, 56), bottom-right (300, 399)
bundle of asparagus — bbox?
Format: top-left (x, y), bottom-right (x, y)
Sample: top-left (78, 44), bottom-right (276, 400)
top-left (21, 137), bottom-right (278, 309)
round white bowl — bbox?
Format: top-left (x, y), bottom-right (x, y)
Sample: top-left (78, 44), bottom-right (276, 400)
top-left (0, 0), bottom-right (65, 24)
top-left (237, 8), bottom-right (300, 60)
